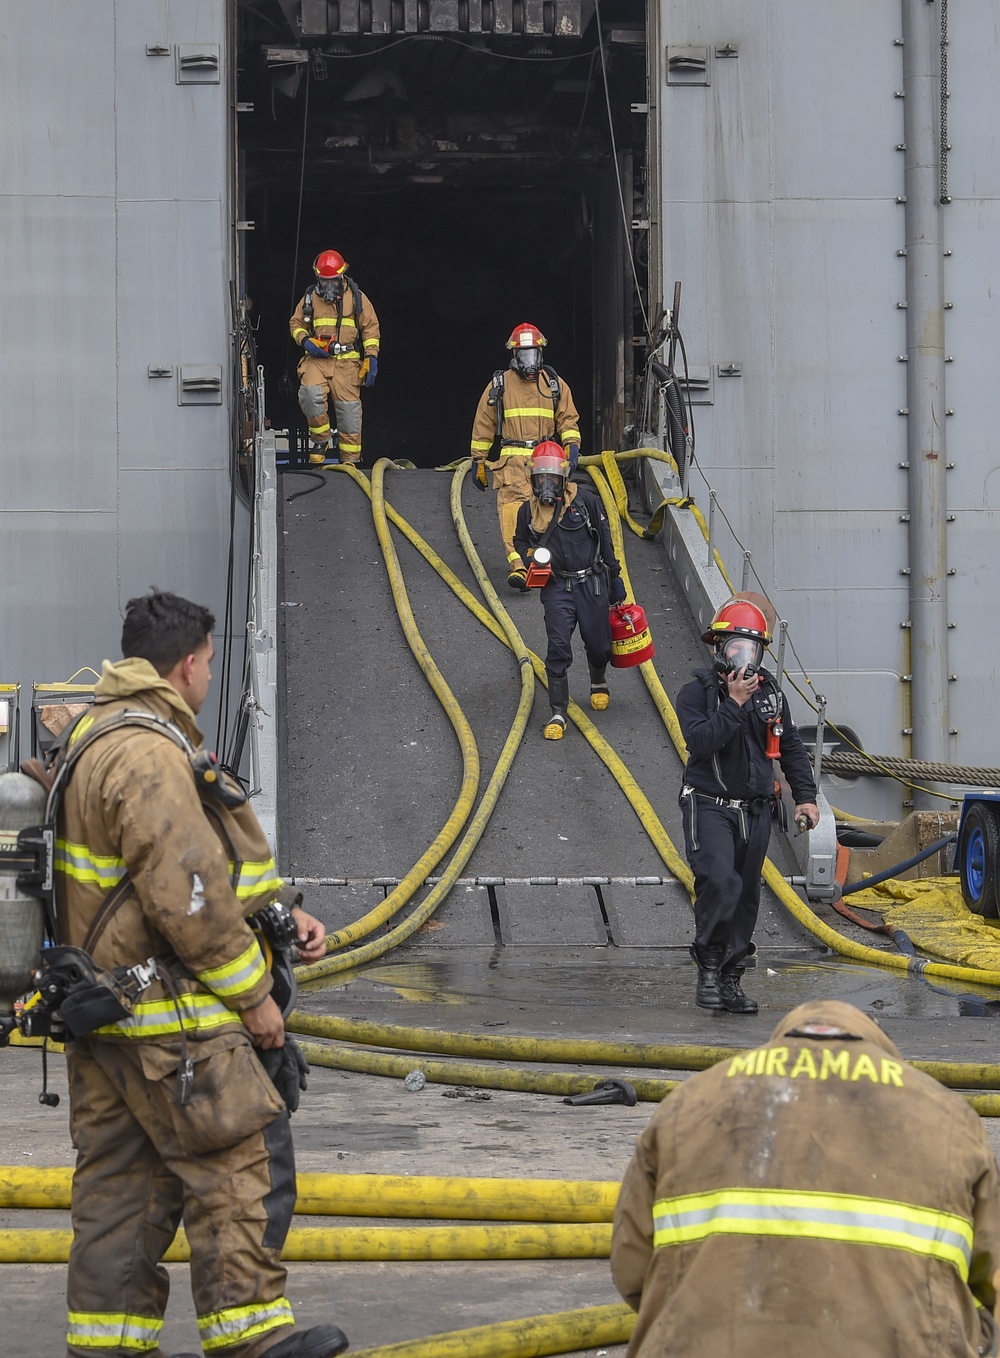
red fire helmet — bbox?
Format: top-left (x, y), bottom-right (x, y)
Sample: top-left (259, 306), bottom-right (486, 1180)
top-left (313, 249), bottom-right (348, 279)
top-left (702, 598), bottom-right (771, 645)
top-left (531, 441), bottom-right (568, 476)
top-left (506, 323), bottom-right (547, 350)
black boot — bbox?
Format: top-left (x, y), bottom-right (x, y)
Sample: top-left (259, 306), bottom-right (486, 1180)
top-left (544, 673), bottom-right (570, 740)
top-left (177, 1324), bottom-right (349, 1358)
top-left (588, 661), bottom-right (610, 711)
top-left (718, 966), bottom-right (758, 1014)
top-left (689, 945), bottom-right (725, 1010)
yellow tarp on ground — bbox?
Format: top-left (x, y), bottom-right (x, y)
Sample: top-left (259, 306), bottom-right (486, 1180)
top-left (848, 877), bottom-right (1000, 973)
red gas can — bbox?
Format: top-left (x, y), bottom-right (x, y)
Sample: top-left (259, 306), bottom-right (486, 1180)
top-left (609, 602), bottom-right (655, 668)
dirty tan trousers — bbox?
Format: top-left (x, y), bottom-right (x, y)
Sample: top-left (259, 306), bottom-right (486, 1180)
top-left (297, 354), bottom-right (364, 463)
top-left (490, 451), bottom-right (534, 568)
top-left (66, 1036), bottom-right (298, 1358)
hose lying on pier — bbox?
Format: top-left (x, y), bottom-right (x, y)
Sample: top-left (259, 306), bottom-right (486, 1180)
top-left (0, 1222), bottom-right (614, 1265)
top-left (284, 1012), bottom-right (1000, 1092)
top-left (348, 1303), bottom-right (635, 1358)
top-left (0, 1166), bottom-right (619, 1220)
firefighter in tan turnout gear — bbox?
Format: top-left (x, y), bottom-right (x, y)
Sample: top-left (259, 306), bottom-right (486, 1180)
top-left (611, 999), bottom-right (1000, 1358)
top-left (57, 592), bottom-right (347, 1358)
top-left (470, 323), bottom-right (582, 590)
top-left (289, 248), bottom-right (380, 465)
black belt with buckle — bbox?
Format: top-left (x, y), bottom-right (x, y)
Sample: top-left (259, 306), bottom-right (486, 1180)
top-left (695, 791), bottom-right (772, 815)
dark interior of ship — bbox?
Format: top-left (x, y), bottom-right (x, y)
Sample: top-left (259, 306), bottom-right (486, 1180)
top-left (236, 0), bottom-right (649, 465)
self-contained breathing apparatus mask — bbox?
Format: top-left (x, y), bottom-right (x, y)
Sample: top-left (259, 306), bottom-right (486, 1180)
top-left (714, 634), bottom-right (765, 678)
top-left (532, 471), bottom-right (564, 506)
top-left (316, 275), bottom-right (344, 304)
top-left (511, 346), bottom-right (542, 380)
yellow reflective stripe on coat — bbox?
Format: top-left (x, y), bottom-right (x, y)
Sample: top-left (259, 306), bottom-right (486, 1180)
top-left (93, 992), bottom-right (240, 1039)
top-left (195, 938), bottom-right (267, 1000)
top-left (311, 313), bottom-right (357, 330)
top-left (66, 1309), bottom-right (163, 1351)
top-left (504, 406), bottom-right (555, 419)
top-left (197, 1297), bottom-right (294, 1351)
top-left (363, 337), bottom-right (379, 349)
top-left (652, 1187), bottom-right (973, 1279)
top-left (54, 839), bottom-right (127, 889)
top-left (471, 440), bottom-right (493, 452)
top-left (561, 430), bottom-right (581, 444)
top-left (228, 857), bottom-right (283, 901)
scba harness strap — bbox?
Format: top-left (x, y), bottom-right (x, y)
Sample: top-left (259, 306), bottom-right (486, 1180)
top-left (488, 365), bottom-right (562, 441)
top-left (16, 713), bottom-right (252, 1068)
top-left (302, 278), bottom-right (365, 355)
top-left (548, 497), bottom-right (606, 592)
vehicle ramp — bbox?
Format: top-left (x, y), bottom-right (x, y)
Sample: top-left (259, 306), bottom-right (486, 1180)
top-left (276, 464), bottom-right (815, 960)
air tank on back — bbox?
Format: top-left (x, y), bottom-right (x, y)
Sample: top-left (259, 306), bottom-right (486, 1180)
top-left (0, 772), bottom-right (48, 1031)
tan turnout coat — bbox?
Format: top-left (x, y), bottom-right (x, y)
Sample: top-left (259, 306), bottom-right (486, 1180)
top-left (54, 657), bottom-right (282, 1052)
top-left (611, 1000), bottom-right (1000, 1358)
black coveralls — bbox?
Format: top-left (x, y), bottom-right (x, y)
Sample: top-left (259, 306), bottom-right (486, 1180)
top-left (513, 487), bottom-right (623, 679)
top-left (676, 668), bottom-right (817, 967)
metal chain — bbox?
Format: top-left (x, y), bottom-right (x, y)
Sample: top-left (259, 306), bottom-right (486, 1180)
top-left (940, 0), bottom-right (950, 204)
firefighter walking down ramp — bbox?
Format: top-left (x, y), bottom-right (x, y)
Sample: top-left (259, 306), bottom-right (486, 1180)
top-left (469, 322), bottom-right (582, 590)
top-left (289, 247), bottom-right (380, 466)
top-left (611, 999), bottom-right (1000, 1358)
top-left (513, 441), bottom-right (626, 739)
top-left (55, 591), bottom-right (347, 1358)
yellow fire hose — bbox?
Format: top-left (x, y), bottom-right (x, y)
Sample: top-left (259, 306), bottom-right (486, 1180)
top-left (291, 1036), bottom-right (1000, 1116)
top-left (0, 1165), bottom-right (619, 1219)
top-left (295, 1038), bottom-right (679, 1102)
top-left (348, 1304), bottom-right (635, 1358)
top-left (0, 1222), bottom-right (613, 1265)
top-left (285, 1012), bottom-right (1000, 1092)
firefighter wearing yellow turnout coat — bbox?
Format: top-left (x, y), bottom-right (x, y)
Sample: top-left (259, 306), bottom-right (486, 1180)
top-left (611, 999), bottom-right (1000, 1358)
top-left (470, 323), bottom-right (582, 590)
top-left (289, 247), bottom-right (380, 465)
top-left (57, 592), bottom-right (346, 1358)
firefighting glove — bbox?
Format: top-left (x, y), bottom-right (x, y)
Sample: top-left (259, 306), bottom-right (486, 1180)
top-left (473, 460), bottom-right (489, 492)
top-left (258, 1034), bottom-right (310, 1114)
top-left (363, 355), bottom-right (379, 386)
top-left (567, 443), bottom-right (580, 473)
top-left (302, 338), bottom-right (327, 358)
top-left (609, 575), bottom-right (627, 605)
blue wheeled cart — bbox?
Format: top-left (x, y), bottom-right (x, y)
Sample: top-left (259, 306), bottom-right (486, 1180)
top-left (956, 791), bottom-right (1000, 918)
